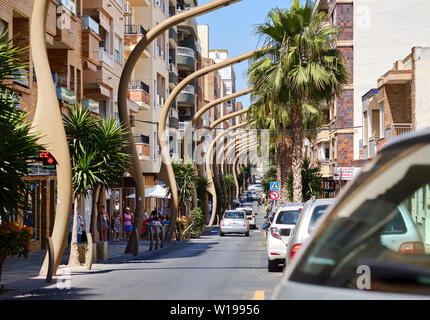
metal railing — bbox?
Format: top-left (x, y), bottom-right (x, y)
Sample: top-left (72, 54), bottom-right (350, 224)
top-left (385, 123), bottom-right (413, 140)
top-left (57, 0), bottom-right (77, 15)
top-left (181, 84), bottom-right (195, 95)
top-left (128, 80), bottom-right (150, 94)
top-left (368, 138), bottom-right (377, 158)
top-left (82, 16), bottom-right (99, 35)
top-left (177, 46), bottom-right (195, 58)
top-left (99, 49), bottom-right (114, 67)
top-left (124, 24), bottom-right (147, 35)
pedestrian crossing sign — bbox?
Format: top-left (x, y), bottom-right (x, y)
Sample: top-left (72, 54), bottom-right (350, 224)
top-left (270, 182), bottom-right (279, 191)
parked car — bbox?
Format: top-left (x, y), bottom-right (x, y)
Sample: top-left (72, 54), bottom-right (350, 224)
top-left (220, 210), bottom-right (250, 237)
top-left (284, 198), bottom-right (335, 267)
top-left (248, 184), bottom-right (264, 193)
top-left (267, 204), bottom-right (304, 272)
top-left (239, 207), bottom-right (257, 229)
top-left (274, 129), bottom-right (430, 299)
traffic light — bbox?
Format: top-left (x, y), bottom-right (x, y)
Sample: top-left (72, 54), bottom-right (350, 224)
top-left (38, 149), bottom-right (57, 169)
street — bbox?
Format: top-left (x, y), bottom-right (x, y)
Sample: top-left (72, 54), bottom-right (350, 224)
top-left (9, 202), bottom-right (282, 300)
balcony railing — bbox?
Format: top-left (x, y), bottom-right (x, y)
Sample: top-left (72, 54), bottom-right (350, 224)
top-left (178, 121), bottom-right (189, 132)
top-left (113, 0), bottom-right (125, 9)
top-left (57, 0), bottom-right (77, 15)
top-left (124, 24), bottom-right (147, 35)
top-left (385, 123), bottom-right (413, 140)
top-left (99, 49), bottom-right (114, 67)
top-left (82, 98), bottom-right (99, 114)
top-left (128, 80), bottom-right (150, 94)
top-left (82, 16), bottom-right (99, 35)
top-left (13, 69), bottom-right (29, 87)
top-left (56, 86), bottom-right (76, 105)
top-left (169, 63), bottom-right (178, 75)
top-left (368, 138), bottom-right (377, 158)
top-left (181, 85), bottom-right (195, 95)
top-left (177, 46), bottom-right (195, 58)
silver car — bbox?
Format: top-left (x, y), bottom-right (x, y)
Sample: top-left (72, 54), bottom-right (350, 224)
top-left (220, 210), bottom-right (250, 236)
top-left (274, 129), bottom-right (430, 299)
top-left (285, 198), bottom-right (335, 266)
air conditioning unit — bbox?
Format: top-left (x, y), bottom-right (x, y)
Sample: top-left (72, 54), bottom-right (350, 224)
top-left (178, 108), bottom-right (191, 117)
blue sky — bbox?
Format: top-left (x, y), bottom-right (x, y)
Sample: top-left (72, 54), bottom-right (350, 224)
top-left (196, 0), bottom-right (298, 108)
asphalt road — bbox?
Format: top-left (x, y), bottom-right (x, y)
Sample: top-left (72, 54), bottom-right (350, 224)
top-left (11, 201), bottom-right (283, 300)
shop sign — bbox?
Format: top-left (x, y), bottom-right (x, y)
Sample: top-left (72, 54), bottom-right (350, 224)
top-left (333, 167), bottom-right (361, 181)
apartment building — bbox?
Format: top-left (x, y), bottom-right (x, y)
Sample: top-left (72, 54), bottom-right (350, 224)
top-left (314, 0), bottom-right (430, 190)
top-left (208, 49), bottom-right (236, 128)
top-left (360, 47), bottom-right (430, 161)
top-left (124, 0), bottom-right (172, 212)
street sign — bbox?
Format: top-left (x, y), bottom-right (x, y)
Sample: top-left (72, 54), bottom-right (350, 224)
top-left (269, 191), bottom-right (280, 200)
top-left (270, 182), bottom-right (279, 191)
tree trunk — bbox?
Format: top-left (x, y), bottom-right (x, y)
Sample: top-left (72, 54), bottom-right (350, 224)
top-left (291, 104), bottom-right (304, 203)
top-left (68, 197), bottom-right (81, 267)
top-left (90, 186), bottom-right (101, 242)
top-left (0, 253), bottom-right (6, 284)
top-left (277, 135), bottom-right (292, 204)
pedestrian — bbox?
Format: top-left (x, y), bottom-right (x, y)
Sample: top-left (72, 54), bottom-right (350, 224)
top-left (151, 207), bottom-right (158, 219)
top-left (123, 207), bottom-right (134, 240)
top-left (112, 210), bottom-right (121, 242)
top-left (68, 209), bottom-right (84, 246)
top-left (141, 211), bottom-right (149, 238)
top-left (100, 205), bottom-right (109, 241)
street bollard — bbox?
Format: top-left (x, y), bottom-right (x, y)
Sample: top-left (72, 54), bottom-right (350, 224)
top-left (133, 228), bottom-right (139, 256)
top-left (149, 225), bottom-right (154, 251)
top-left (155, 226), bottom-right (160, 250)
top-left (160, 226), bottom-right (165, 248)
top-left (46, 237), bottom-right (54, 283)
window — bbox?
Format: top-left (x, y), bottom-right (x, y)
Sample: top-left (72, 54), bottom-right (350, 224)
top-left (276, 210), bottom-right (301, 225)
top-left (308, 205), bottom-right (329, 233)
top-left (224, 211), bottom-right (244, 219)
top-left (114, 36), bottom-right (122, 64)
top-left (0, 19), bottom-right (7, 35)
top-left (153, 131), bottom-right (157, 160)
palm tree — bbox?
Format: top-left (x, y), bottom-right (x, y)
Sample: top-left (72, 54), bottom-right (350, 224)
top-left (287, 157), bottom-right (322, 201)
top-left (0, 30), bottom-right (41, 222)
top-left (169, 158), bottom-right (198, 216)
top-left (223, 174), bottom-right (236, 208)
top-left (63, 105), bottom-right (129, 265)
top-left (248, 0), bottom-right (348, 203)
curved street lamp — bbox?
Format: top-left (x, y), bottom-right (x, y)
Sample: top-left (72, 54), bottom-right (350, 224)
top-left (206, 122), bottom-right (248, 226)
top-left (117, 0), bottom-right (243, 250)
top-left (209, 108), bottom-right (248, 129)
top-left (192, 88), bottom-right (254, 126)
top-left (31, 0), bottom-right (73, 275)
top-left (220, 132), bottom-right (253, 175)
top-left (159, 51), bottom-right (258, 236)
top-left (233, 144), bottom-right (258, 198)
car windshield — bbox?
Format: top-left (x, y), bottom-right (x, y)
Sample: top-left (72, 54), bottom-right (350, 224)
top-left (224, 211), bottom-right (244, 219)
top-left (308, 205), bottom-right (329, 232)
top-left (276, 210), bottom-right (301, 225)
top-left (289, 150), bottom-right (430, 295)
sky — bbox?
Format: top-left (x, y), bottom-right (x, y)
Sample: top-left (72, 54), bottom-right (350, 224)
top-left (195, 0), bottom-right (299, 108)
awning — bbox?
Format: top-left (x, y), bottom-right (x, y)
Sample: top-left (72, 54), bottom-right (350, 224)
top-left (126, 185), bottom-right (170, 199)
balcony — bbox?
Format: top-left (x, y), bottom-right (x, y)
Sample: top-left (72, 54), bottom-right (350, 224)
top-left (177, 85), bottom-right (195, 107)
top-left (82, 98), bottom-right (99, 114)
top-left (368, 138), bottom-right (377, 158)
top-left (177, 46), bottom-right (195, 71)
top-left (57, 0), bottom-right (77, 15)
top-left (169, 108), bottom-right (179, 128)
top-left (169, 63), bottom-right (178, 86)
top-left (54, 8), bottom-right (78, 50)
top-left (99, 49), bottom-right (114, 67)
top-left (385, 123), bottom-right (413, 141)
top-left (316, 125), bottom-right (329, 143)
top-left (315, 160), bottom-right (331, 178)
top-left (124, 25), bottom-right (150, 57)
top-left (56, 86), bottom-right (76, 105)
top-left (82, 21), bottom-right (100, 69)
top-left (178, 17), bottom-right (198, 38)
top-left (128, 80), bottom-right (151, 108)
top-left (82, 16), bottom-right (99, 35)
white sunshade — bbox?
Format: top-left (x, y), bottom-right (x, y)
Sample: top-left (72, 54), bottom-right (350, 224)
top-left (126, 184), bottom-right (171, 199)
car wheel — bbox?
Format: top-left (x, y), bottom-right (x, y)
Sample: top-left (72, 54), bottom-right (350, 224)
top-left (245, 231), bottom-right (250, 236)
top-left (220, 232), bottom-right (225, 237)
top-left (268, 259), bottom-right (279, 272)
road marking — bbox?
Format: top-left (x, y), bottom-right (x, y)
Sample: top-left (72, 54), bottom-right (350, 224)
top-left (253, 290), bottom-right (265, 300)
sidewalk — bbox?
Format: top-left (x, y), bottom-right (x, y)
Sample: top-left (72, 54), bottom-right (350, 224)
top-left (0, 237), bottom-right (179, 299)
